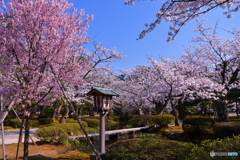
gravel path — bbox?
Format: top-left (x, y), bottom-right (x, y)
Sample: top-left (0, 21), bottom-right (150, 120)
top-left (0, 128), bottom-right (39, 145)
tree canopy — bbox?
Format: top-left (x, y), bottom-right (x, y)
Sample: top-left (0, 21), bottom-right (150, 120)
top-left (125, 0), bottom-right (240, 41)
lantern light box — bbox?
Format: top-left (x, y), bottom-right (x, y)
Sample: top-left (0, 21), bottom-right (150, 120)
top-left (87, 87), bottom-right (119, 113)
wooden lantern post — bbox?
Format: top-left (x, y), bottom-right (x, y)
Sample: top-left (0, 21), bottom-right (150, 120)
top-left (87, 87), bottom-right (119, 159)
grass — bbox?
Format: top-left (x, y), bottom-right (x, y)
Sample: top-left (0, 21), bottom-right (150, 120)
top-left (229, 116), bottom-right (240, 122)
top-left (58, 152), bottom-right (90, 160)
top-left (159, 126), bottom-right (184, 133)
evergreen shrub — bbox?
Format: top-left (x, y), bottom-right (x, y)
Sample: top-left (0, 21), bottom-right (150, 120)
top-left (189, 135), bottom-right (240, 160)
top-left (82, 117), bottom-right (99, 128)
top-left (106, 119), bottom-right (118, 130)
top-left (213, 122), bottom-right (240, 138)
top-left (119, 113), bottom-right (133, 123)
top-left (38, 118), bottom-right (53, 124)
top-left (106, 136), bottom-right (240, 160)
top-left (105, 138), bottom-right (195, 160)
top-left (154, 114), bottom-right (175, 128)
top-left (4, 119), bottom-right (22, 128)
top-left (36, 126), bottom-right (68, 144)
top-left (38, 106), bottom-right (53, 119)
top-left (36, 122), bottom-right (87, 143)
top-left (54, 122), bottom-right (87, 135)
top-left (182, 116), bottom-right (215, 134)
top-left (110, 115), bottom-right (120, 121)
top-left (128, 114), bottom-right (154, 127)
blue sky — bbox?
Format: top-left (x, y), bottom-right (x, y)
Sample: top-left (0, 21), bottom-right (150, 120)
top-left (69, 0), bottom-right (240, 70)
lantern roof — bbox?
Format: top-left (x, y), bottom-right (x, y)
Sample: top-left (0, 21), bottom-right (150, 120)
top-left (87, 87), bottom-right (119, 97)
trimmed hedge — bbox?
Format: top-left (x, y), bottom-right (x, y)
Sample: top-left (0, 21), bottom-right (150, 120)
top-left (82, 117), bottom-right (118, 130)
top-left (38, 106), bottom-right (53, 119)
top-left (4, 119), bottom-right (22, 128)
top-left (105, 138), bottom-right (195, 160)
top-left (154, 114), bottom-right (175, 128)
top-left (106, 136), bottom-right (240, 160)
top-left (82, 118), bottom-right (99, 128)
top-left (182, 116), bottom-right (215, 134)
top-left (38, 118), bottom-right (53, 124)
top-left (54, 122), bottom-right (87, 135)
top-left (213, 122), bottom-right (240, 138)
top-left (129, 115), bottom-right (154, 127)
top-left (36, 122), bottom-right (87, 144)
top-left (36, 126), bottom-right (68, 144)
top-left (106, 119), bottom-right (118, 130)
top-left (189, 135), bottom-right (240, 160)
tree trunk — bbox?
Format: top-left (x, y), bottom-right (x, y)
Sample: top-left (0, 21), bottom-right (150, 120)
top-left (73, 104), bottom-right (83, 119)
top-left (89, 106), bottom-right (95, 117)
top-left (16, 117), bottom-right (25, 160)
top-left (171, 107), bottom-right (180, 126)
top-left (51, 106), bottom-right (58, 121)
top-left (60, 105), bottom-right (69, 123)
top-left (214, 100), bottom-right (229, 122)
top-left (137, 108), bottom-right (144, 115)
top-left (23, 115), bottom-right (30, 160)
top-left (55, 79), bottom-right (101, 159)
top-left (178, 104), bottom-right (185, 120)
top-left (200, 102), bottom-right (208, 115)
top-left (236, 101), bottom-right (239, 117)
top-left (155, 102), bottom-right (166, 115)
top-left (52, 101), bottom-right (63, 121)
top-left (56, 104), bottom-right (63, 120)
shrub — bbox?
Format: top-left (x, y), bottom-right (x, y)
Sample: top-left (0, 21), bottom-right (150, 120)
top-left (5, 110), bottom-right (16, 119)
top-left (4, 119), bottom-right (22, 128)
top-left (154, 114), bottom-right (175, 128)
top-left (105, 138), bottom-right (195, 160)
top-left (82, 118), bottom-right (99, 128)
top-left (128, 114), bottom-right (154, 127)
top-left (229, 116), bottom-right (240, 122)
top-left (109, 115), bottom-right (120, 122)
top-left (68, 114), bottom-right (75, 119)
top-left (106, 119), bottom-right (118, 130)
top-left (36, 122), bottom-right (87, 144)
top-left (119, 112), bottom-right (132, 123)
top-left (38, 118), bottom-right (53, 124)
top-left (182, 116), bottom-right (215, 134)
top-left (67, 139), bottom-right (92, 153)
top-left (68, 139), bottom-right (82, 150)
top-left (82, 117), bottom-right (118, 130)
top-left (188, 135), bottom-right (240, 160)
top-left (36, 126), bottom-right (69, 144)
top-left (30, 115), bottom-right (39, 120)
top-left (52, 122), bottom-right (87, 136)
top-left (213, 122), bottom-right (240, 138)
top-left (38, 106), bottom-right (53, 119)
top-left (4, 119), bottom-right (13, 126)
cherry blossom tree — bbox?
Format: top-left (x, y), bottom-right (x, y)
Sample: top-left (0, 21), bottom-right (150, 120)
top-left (61, 44), bottom-right (125, 117)
top-left (115, 66), bottom-right (155, 114)
top-left (0, 0), bottom-right (95, 158)
top-left (181, 20), bottom-right (240, 121)
top-left (124, 0), bottom-right (240, 41)
top-left (116, 57), bottom-right (225, 125)
top-left (149, 58), bottom-right (225, 125)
